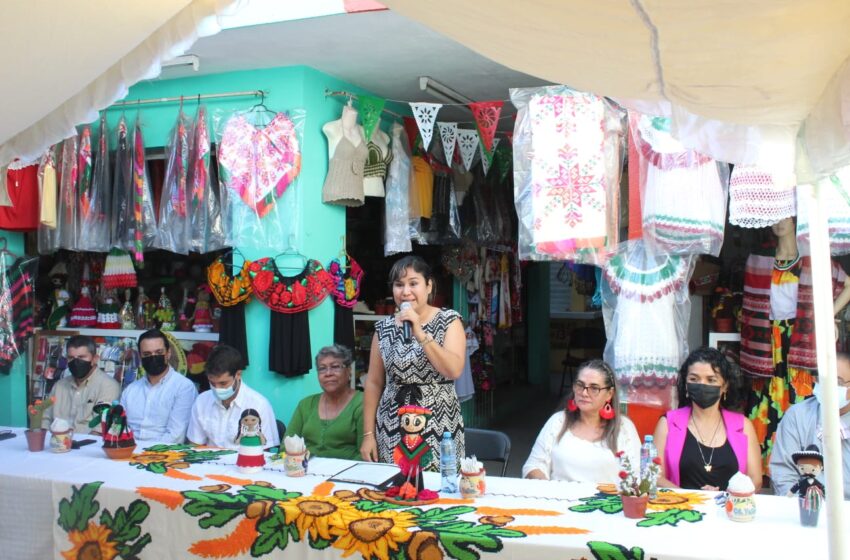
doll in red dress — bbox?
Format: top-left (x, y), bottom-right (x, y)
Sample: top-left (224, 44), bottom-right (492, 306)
top-left (384, 404), bottom-right (438, 502)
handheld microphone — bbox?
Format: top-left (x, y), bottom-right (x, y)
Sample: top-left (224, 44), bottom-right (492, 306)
top-left (400, 301), bottom-right (413, 343)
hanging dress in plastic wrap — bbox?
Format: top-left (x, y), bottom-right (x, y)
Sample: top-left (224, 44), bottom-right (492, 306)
top-left (37, 146), bottom-right (59, 254)
top-left (79, 114), bottom-right (111, 252)
top-left (796, 166), bottom-right (850, 256)
top-left (57, 134), bottom-right (79, 251)
top-left (629, 112), bottom-right (729, 256)
top-left (216, 110), bottom-right (304, 250)
top-left (188, 106), bottom-right (226, 253)
top-left (602, 241), bottom-right (695, 409)
top-left (155, 109), bottom-right (191, 254)
top-left (128, 117), bottom-right (158, 266)
top-left (510, 85), bottom-right (625, 264)
top-left (384, 123), bottom-right (412, 255)
top-left (728, 164), bottom-right (796, 229)
top-left (111, 116), bottom-right (132, 250)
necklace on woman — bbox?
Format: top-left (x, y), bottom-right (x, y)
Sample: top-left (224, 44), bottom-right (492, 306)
top-left (690, 414), bottom-right (722, 472)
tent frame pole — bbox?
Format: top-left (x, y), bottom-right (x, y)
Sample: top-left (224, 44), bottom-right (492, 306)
top-left (808, 179), bottom-right (846, 560)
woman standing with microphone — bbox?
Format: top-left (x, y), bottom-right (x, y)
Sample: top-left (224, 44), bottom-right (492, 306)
top-left (361, 256), bottom-right (466, 471)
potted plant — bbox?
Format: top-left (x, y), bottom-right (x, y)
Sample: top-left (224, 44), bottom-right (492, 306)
top-left (26, 397), bottom-right (56, 452)
top-left (616, 451), bottom-right (660, 519)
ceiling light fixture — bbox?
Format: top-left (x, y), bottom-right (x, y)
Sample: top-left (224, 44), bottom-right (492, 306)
top-left (419, 76), bottom-right (474, 106)
top-left (161, 54), bottom-right (200, 71)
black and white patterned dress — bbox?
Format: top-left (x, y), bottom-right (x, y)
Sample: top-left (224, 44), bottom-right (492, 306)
top-left (375, 308), bottom-right (465, 471)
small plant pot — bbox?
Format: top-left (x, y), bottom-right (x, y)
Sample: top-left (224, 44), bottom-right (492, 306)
top-left (25, 428), bottom-right (47, 452)
top-left (621, 494), bottom-right (649, 519)
top-left (103, 444), bottom-right (137, 460)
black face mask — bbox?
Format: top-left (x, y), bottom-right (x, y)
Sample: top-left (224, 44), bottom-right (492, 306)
top-left (142, 355), bottom-right (168, 377)
top-left (687, 382), bottom-right (722, 409)
top-left (68, 358), bottom-right (93, 379)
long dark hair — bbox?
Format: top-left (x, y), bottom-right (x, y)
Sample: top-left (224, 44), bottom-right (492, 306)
top-left (557, 359), bottom-right (621, 453)
top-left (677, 347), bottom-right (743, 411)
top-left (388, 256), bottom-right (435, 303)
top-left (235, 408), bottom-right (263, 442)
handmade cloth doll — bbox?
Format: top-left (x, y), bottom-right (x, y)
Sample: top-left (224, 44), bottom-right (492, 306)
top-left (235, 408), bottom-right (266, 473)
top-left (789, 444), bottom-right (825, 526)
top-left (384, 404), bottom-right (439, 502)
top-left (192, 288), bottom-right (213, 332)
top-left (98, 401), bottom-right (136, 448)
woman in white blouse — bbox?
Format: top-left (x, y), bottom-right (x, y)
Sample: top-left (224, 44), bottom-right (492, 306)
top-left (523, 359), bottom-right (640, 482)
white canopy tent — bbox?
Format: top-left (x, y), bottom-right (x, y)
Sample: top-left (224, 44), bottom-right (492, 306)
top-left (381, 1), bottom-right (849, 557)
top-left (0, 0), bottom-right (847, 555)
top-left (0, 0), bottom-right (239, 168)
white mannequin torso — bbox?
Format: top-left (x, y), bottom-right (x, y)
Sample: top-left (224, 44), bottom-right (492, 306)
top-left (323, 105), bottom-right (365, 160)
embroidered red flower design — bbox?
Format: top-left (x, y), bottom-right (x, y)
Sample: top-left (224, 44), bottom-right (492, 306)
top-left (291, 282), bottom-right (307, 306)
top-left (280, 290), bottom-right (292, 305)
top-left (252, 270), bottom-right (273, 294)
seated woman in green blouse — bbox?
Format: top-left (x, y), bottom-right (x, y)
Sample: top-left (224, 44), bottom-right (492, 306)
top-left (286, 345), bottom-right (363, 460)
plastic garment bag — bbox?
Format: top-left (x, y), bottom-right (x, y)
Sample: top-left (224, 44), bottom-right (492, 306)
top-left (629, 111), bottom-right (729, 257)
top-left (384, 122), bottom-right (412, 256)
top-left (214, 107), bottom-right (305, 251)
top-left (78, 114), bottom-right (111, 252)
top-left (188, 106), bottom-right (226, 253)
top-left (127, 117), bottom-right (158, 266)
top-left (601, 240), bottom-right (694, 409)
top-left (57, 135), bottom-right (79, 251)
top-left (37, 145), bottom-right (59, 254)
top-left (510, 85), bottom-right (625, 265)
top-left (111, 116), bottom-right (132, 250)
top-left (155, 109), bottom-right (191, 254)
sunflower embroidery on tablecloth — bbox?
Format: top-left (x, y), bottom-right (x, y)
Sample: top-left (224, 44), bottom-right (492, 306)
top-left (129, 444), bottom-right (235, 474)
top-left (57, 482), bottom-right (152, 560)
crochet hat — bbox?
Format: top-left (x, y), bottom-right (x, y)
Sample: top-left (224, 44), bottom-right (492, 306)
top-left (792, 444), bottom-right (824, 464)
top-left (397, 404), bottom-right (432, 418)
top-left (103, 249), bottom-right (138, 290)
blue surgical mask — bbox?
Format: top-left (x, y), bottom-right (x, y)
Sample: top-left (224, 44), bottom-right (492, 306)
top-left (213, 381), bottom-right (238, 401)
top-left (812, 382), bottom-right (850, 410)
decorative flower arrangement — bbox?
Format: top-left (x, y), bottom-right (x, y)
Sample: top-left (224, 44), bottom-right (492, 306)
top-left (28, 397), bottom-right (56, 429)
top-left (617, 451), bottom-right (660, 497)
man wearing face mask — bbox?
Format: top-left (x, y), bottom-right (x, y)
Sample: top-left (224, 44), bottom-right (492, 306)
top-left (120, 329), bottom-right (197, 443)
top-left (771, 353), bottom-right (850, 499)
top-left (186, 344), bottom-right (279, 449)
top-left (41, 335), bottom-right (120, 434)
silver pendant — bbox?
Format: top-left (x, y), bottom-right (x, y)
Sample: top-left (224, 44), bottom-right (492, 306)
top-left (704, 465), bottom-right (712, 472)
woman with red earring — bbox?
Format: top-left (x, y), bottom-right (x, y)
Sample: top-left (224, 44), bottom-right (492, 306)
top-left (523, 359), bottom-right (640, 482)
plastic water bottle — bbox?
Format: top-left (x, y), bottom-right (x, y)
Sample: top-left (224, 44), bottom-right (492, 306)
top-left (641, 435), bottom-right (658, 499)
top-left (440, 431), bottom-right (458, 493)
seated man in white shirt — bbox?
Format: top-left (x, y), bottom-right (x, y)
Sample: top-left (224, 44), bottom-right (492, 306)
top-left (187, 344), bottom-right (279, 449)
top-left (42, 335), bottom-right (120, 434)
top-left (120, 329), bottom-right (197, 443)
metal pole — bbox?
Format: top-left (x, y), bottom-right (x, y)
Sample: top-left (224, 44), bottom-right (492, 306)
top-left (107, 90), bottom-right (265, 108)
top-left (808, 178), bottom-right (847, 560)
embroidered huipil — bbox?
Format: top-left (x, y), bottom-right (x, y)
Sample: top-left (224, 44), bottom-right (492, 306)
top-left (511, 86), bottom-right (623, 262)
top-left (630, 112), bottom-right (727, 256)
top-left (218, 113), bottom-right (302, 219)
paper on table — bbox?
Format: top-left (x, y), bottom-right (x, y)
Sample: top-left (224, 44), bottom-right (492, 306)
top-left (329, 462), bottom-right (400, 487)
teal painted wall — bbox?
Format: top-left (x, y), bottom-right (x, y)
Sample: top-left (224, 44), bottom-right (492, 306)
top-left (118, 66), bottom-right (380, 427)
top-left (0, 232), bottom-right (27, 426)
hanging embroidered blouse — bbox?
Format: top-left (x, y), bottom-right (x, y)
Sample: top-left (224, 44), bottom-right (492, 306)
top-left (728, 164), bottom-right (796, 229)
top-left (248, 258), bottom-right (334, 313)
top-left (218, 112), bottom-right (302, 218)
top-left (327, 257), bottom-right (363, 308)
top-left (603, 244), bottom-right (693, 408)
top-left (510, 86), bottom-right (624, 263)
top-left (631, 113), bottom-right (727, 257)
top-left (207, 258), bottom-right (254, 307)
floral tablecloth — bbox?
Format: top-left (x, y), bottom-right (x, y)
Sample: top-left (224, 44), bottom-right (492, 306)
top-left (0, 428), bottom-right (846, 560)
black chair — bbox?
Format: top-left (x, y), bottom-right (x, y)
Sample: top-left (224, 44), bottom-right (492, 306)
top-left (276, 419), bottom-right (286, 438)
top-left (560, 326), bottom-right (606, 396)
top-left (464, 428), bottom-right (511, 476)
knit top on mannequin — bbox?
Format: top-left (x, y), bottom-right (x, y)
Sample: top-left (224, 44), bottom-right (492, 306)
top-left (323, 104), bottom-right (364, 160)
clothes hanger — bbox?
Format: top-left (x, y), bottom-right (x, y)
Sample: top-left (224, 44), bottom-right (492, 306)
top-left (243, 91), bottom-right (277, 127)
top-left (338, 235), bottom-right (348, 270)
top-left (273, 235), bottom-right (309, 272)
